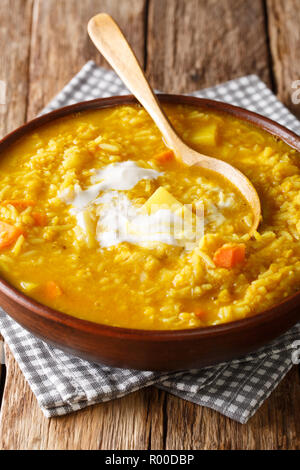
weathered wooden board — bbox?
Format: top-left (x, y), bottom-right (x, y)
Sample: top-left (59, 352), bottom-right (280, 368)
top-left (146, 0), bottom-right (271, 93)
top-left (267, 0), bottom-right (300, 117)
top-left (27, 0), bottom-right (147, 119)
top-left (0, 344), bottom-right (163, 450)
top-left (0, 0), bottom-right (33, 138)
top-left (164, 366), bottom-right (300, 450)
top-left (0, 345), bottom-right (299, 449)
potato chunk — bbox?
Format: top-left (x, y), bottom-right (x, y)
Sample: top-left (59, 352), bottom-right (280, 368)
top-left (190, 123), bottom-right (218, 146)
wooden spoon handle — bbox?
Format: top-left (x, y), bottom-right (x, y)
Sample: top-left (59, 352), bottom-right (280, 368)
top-left (88, 13), bottom-right (182, 153)
top-left (88, 13), bottom-right (261, 236)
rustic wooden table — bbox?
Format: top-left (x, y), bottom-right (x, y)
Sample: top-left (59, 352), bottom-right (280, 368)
top-left (0, 0), bottom-right (299, 450)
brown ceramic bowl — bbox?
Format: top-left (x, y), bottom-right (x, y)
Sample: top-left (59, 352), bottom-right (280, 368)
top-left (0, 94), bottom-right (299, 371)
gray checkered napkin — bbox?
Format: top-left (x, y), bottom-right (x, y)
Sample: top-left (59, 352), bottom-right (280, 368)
top-left (0, 61), bottom-right (299, 424)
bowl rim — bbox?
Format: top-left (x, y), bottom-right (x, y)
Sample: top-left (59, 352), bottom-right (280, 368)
top-left (0, 92), bottom-right (299, 341)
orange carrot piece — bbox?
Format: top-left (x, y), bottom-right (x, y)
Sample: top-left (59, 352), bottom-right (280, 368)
top-left (0, 221), bottom-right (23, 250)
top-left (44, 281), bottom-right (63, 299)
top-left (32, 212), bottom-right (48, 227)
top-left (154, 150), bottom-right (174, 163)
top-left (1, 199), bottom-right (36, 210)
top-left (213, 243), bottom-right (246, 269)
top-left (194, 309), bottom-right (206, 319)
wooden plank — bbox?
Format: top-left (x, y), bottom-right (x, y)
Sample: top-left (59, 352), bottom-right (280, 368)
top-left (267, 0), bottom-right (300, 117)
top-left (0, 0), bottom-right (33, 138)
top-left (27, 0), bottom-right (147, 119)
top-left (146, 0), bottom-right (271, 93)
top-left (0, 345), bottom-right (164, 450)
top-left (164, 367), bottom-right (300, 450)
top-left (1, 344), bottom-right (299, 449)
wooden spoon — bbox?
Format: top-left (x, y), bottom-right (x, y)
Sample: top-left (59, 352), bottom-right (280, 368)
top-left (88, 13), bottom-right (261, 235)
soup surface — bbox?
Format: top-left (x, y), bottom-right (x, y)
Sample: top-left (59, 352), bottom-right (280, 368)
top-left (0, 104), bottom-right (299, 329)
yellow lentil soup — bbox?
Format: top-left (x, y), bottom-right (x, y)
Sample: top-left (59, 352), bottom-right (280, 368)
top-left (0, 104), bottom-right (299, 330)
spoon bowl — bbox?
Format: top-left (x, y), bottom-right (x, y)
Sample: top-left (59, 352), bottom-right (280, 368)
top-left (88, 13), bottom-right (261, 235)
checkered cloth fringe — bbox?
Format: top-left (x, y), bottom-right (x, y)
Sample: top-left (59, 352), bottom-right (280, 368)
top-left (0, 61), bottom-right (299, 423)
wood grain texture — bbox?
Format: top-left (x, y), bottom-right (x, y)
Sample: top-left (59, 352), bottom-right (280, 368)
top-left (164, 367), bottom-right (300, 450)
top-left (0, 346), bottom-right (299, 449)
top-left (0, 345), bottom-right (164, 450)
top-left (0, 0), bottom-right (33, 137)
top-left (267, 0), bottom-right (300, 117)
top-left (27, 0), bottom-right (147, 119)
top-left (146, 0), bottom-right (271, 93)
